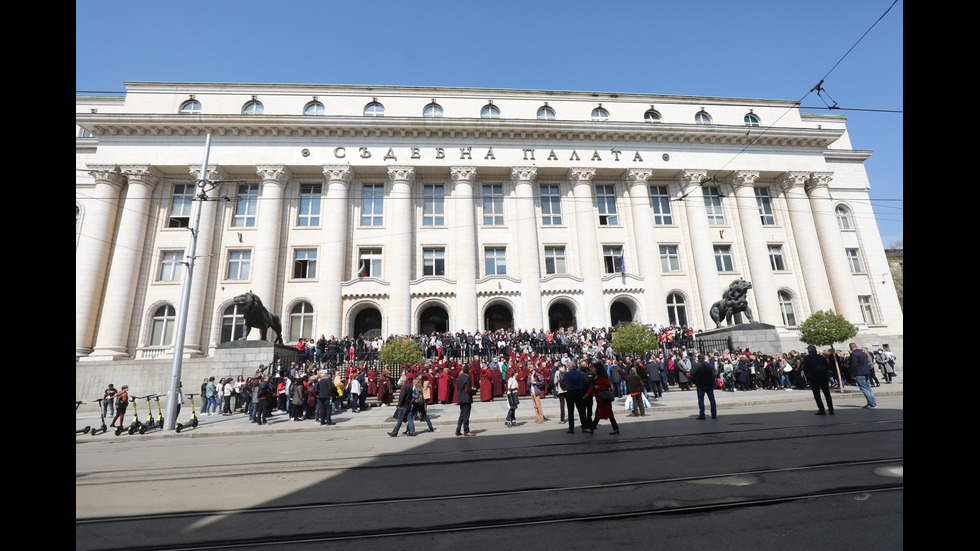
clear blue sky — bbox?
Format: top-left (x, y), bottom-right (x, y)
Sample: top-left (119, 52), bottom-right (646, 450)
top-left (76, 0), bottom-right (902, 246)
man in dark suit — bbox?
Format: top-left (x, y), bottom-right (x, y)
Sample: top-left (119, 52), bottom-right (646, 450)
top-left (689, 354), bottom-right (717, 419)
top-left (801, 345), bottom-right (834, 415)
top-left (849, 343), bottom-right (877, 409)
top-left (455, 365), bottom-right (475, 436)
top-left (388, 376), bottom-right (416, 437)
top-left (314, 373), bottom-right (337, 425)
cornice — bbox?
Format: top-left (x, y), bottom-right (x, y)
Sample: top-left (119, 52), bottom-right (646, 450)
top-left (75, 113), bottom-right (845, 149)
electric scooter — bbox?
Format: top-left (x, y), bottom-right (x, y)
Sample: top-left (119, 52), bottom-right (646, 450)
top-left (116, 396), bottom-right (145, 436)
top-left (76, 401), bottom-right (91, 435)
top-left (175, 393), bottom-right (199, 433)
top-left (152, 394), bottom-right (165, 428)
top-left (142, 395), bottom-right (157, 430)
top-left (90, 398), bottom-right (109, 436)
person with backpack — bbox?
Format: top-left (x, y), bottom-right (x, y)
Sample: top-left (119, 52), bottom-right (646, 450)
top-left (387, 376), bottom-right (417, 437)
top-left (802, 345), bottom-right (834, 415)
top-left (411, 377), bottom-right (435, 433)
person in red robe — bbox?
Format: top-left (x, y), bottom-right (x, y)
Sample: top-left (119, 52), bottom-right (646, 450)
top-left (480, 361), bottom-right (494, 401)
top-left (517, 364), bottom-right (529, 396)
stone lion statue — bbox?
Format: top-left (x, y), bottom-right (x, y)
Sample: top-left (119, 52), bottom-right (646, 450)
top-left (709, 279), bottom-right (756, 328)
top-left (233, 291), bottom-right (284, 345)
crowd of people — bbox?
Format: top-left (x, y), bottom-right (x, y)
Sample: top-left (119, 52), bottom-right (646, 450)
top-left (99, 324), bottom-right (898, 432)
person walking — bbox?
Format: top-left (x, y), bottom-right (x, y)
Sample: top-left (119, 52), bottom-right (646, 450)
top-left (689, 354), bottom-right (718, 419)
top-left (110, 385), bottom-right (129, 428)
top-left (504, 370), bottom-right (519, 426)
top-left (588, 362), bottom-right (620, 434)
top-left (626, 367), bottom-right (645, 417)
top-left (412, 377), bottom-right (435, 432)
top-left (849, 343), bottom-right (877, 409)
top-left (561, 363), bottom-right (591, 434)
top-left (530, 368), bottom-right (546, 423)
top-left (802, 345), bottom-right (834, 415)
top-left (455, 365), bottom-right (475, 436)
top-left (387, 376), bottom-right (416, 437)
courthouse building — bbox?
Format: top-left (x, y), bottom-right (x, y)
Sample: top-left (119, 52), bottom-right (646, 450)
top-left (76, 82), bottom-right (903, 362)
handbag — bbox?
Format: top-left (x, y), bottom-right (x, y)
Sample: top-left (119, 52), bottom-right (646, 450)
top-left (600, 389), bottom-right (615, 403)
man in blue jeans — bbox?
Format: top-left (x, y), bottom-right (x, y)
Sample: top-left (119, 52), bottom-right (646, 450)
top-left (388, 376), bottom-right (416, 437)
top-left (689, 354), bottom-right (718, 419)
top-left (849, 343), bottom-right (877, 409)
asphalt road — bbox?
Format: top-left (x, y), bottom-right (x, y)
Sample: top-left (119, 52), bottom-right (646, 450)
top-left (76, 394), bottom-right (902, 551)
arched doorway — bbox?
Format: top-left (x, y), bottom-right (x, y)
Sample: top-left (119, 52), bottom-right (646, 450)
top-left (353, 307), bottom-right (382, 339)
top-left (548, 302), bottom-right (576, 332)
top-left (610, 301), bottom-right (633, 327)
top-left (484, 304), bottom-right (513, 331)
top-left (419, 305), bottom-right (449, 335)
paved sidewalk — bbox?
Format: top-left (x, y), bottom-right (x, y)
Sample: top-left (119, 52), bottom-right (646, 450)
top-left (76, 378), bottom-right (902, 440)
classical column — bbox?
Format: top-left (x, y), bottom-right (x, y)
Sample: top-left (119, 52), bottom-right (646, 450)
top-left (450, 166), bottom-right (479, 332)
top-left (77, 166), bottom-right (126, 357)
top-left (91, 166), bottom-right (160, 358)
top-left (625, 169), bottom-right (668, 322)
top-left (250, 166), bottom-right (290, 338)
top-left (679, 169), bottom-right (722, 327)
top-left (512, 167), bottom-right (544, 330)
top-left (182, 164), bottom-right (225, 356)
top-left (387, 166), bottom-right (415, 335)
top-left (569, 168), bottom-right (605, 328)
top-left (779, 171), bottom-right (835, 313)
top-left (808, 172), bottom-right (864, 324)
top-left (728, 171), bottom-right (781, 326)
top-left (321, 165), bottom-right (352, 338)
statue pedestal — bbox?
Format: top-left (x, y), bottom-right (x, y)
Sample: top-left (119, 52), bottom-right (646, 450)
top-left (213, 340), bottom-right (294, 377)
top-left (696, 322), bottom-right (782, 356)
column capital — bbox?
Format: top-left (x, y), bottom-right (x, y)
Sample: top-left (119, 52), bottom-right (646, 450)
top-left (807, 171), bottom-right (834, 192)
top-left (322, 165), bottom-right (353, 185)
top-left (777, 171), bottom-right (811, 192)
top-left (118, 165), bottom-right (162, 187)
top-left (256, 165), bottom-right (291, 184)
top-left (86, 165), bottom-right (126, 187)
top-left (726, 170), bottom-right (760, 190)
top-left (189, 164), bottom-right (229, 184)
top-left (677, 169), bottom-right (709, 191)
top-left (509, 167), bottom-right (537, 182)
top-left (567, 167), bottom-right (596, 183)
top-left (625, 168), bottom-right (653, 187)
top-left (450, 166), bottom-right (478, 182)
top-left (387, 165), bottom-right (415, 183)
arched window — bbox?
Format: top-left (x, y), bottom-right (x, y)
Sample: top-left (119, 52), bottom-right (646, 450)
top-left (644, 109), bottom-right (662, 122)
top-left (179, 100), bottom-right (202, 114)
top-left (220, 304), bottom-right (247, 343)
top-left (778, 291), bottom-right (797, 326)
top-left (537, 105), bottom-right (556, 120)
top-left (148, 304), bottom-right (176, 347)
top-left (481, 104), bottom-right (500, 119)
top-left (695, 110), bottom-right (712, 124)
top-left (289, 301), bottom-right (314, 342)
top-left (363, 101), bottom-right (385, 117)
top-left (666, 293), bottom-right (688, 327)
top-left (591, 107), bottom-right (609, 121)
top-left (835, 205), bottom-right (853, 230)
top-left (744, 113), bottom-right (760, 126)
top-left (242, 100), bottom-right (263, 115)
top-left (423, 102), bottom-right (443, 117)
top-left (304, 101), bottom-right (325, 116)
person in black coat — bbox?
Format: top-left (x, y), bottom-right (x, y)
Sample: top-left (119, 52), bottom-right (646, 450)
top-left (689, 354), bottom-right (717, 419)
top-left (455, 366), bottom-right (475, 436)
top-left (802, 345), bottom-right (834, 415)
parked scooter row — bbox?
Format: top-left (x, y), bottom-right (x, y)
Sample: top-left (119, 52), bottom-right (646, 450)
top-left (78, 391), bottom-right (201, 436)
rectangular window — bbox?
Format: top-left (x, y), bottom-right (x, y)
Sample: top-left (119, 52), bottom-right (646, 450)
top-left (755, 188), bottom-right (775, 225)
top-left (297, 184), bottom-right (321, 227)
top-left (361, 184), bottom-right (384, 226)
top-left (650, 185), bottom-right (672, 225)
top-left (293, 249), bottom-right (317, 279)
top-left (483, 184), bottom-right (504, 225)
top-left (846, 248), bottom-right (863, 272)
top-left (168, 184), bottom-right (193, 228)
top-left (233, 184), bottom-right (258, 228)
top-left (603, 246), bottom-right (623, 274)
top-left (714, 245), bottom-right (734, 272)
top-left (422, 248), bottom-right (445, 276)
top-left (541, 185), bottom-right (562, 225)
top-left (422, 185), bottom-right (445, 226)
top-left (227, 250), bottom-right (251, 280)
top-left (858, 295), bottom-right (876, 324)
top-left (485, 247), bottom-right (507, 275)
top-left (596, 185), bottom-right (618, 225)
top-left (660, 245), bottom-right (680, 272)
top-left (768, 245), bottom-right (786, 271)
top-left (703, 187), bottom-right (724, 225)
top-left (159, 251), bottom-right (184, 281)
top-left (357, 248), bottom-right (382, 278)
top-left (544, 246), bottom-right (566, 275)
